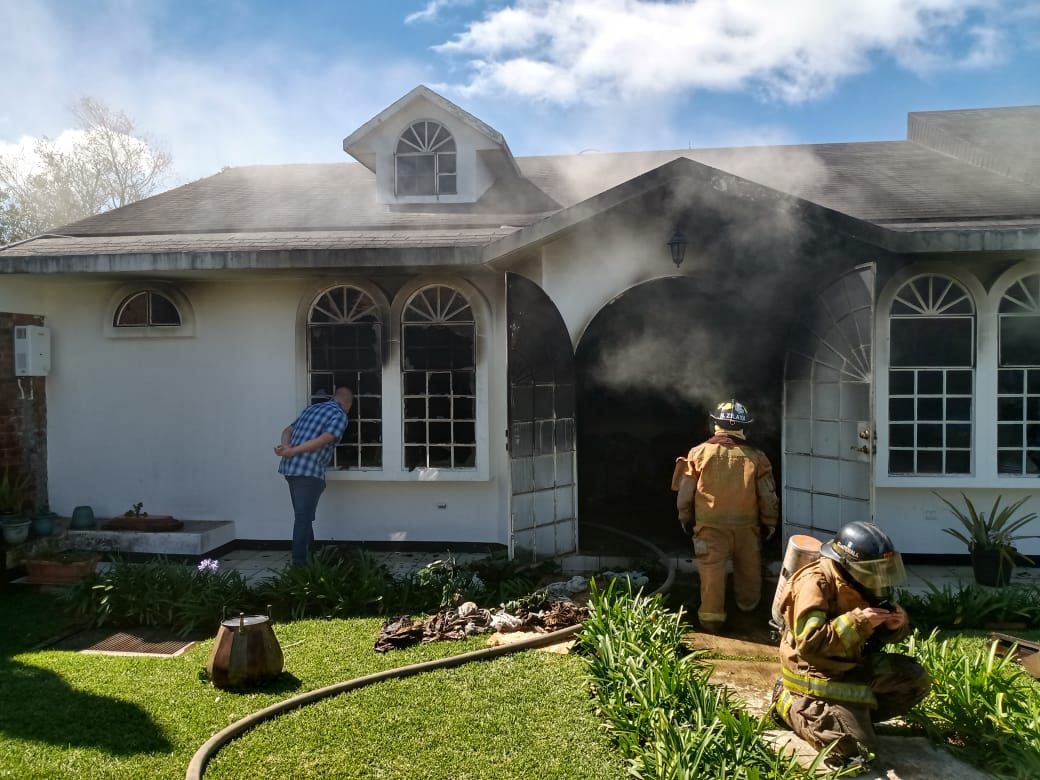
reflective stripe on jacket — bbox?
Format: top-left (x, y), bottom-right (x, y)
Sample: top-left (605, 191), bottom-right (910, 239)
top-left (777, 557), bottom-right (910, 707)
top-left (671, 432), bottom-right (778, 528)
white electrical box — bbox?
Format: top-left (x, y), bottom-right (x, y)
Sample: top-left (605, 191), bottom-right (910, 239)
top-left (14, 325), bottom-right (51, 376)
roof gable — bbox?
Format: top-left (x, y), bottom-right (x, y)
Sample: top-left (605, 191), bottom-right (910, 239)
top-left (342, 85), bottom-right (519, 177)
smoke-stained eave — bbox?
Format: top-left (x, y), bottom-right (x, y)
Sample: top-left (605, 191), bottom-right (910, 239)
top-left (479, 156), bottom-right (893, 268)
top-left (0, 244), bottom-right (490, 275)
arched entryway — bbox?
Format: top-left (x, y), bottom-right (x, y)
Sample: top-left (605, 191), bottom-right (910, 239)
top-left (574, 277), bottom-right (786, 555)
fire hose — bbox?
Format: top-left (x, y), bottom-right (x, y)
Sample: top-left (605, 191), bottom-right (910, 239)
top-left (185, 524), bottom-right (675, 779)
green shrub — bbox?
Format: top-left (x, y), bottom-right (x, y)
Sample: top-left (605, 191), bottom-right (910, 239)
top-left (904, 631), bottom-right (1040, 779)
top-left (61, 556), bottom-right (258, 637)
top-left (578, 581), bottom-right (835, 779)
top-left (899, 582), bottom-right (1040, 631)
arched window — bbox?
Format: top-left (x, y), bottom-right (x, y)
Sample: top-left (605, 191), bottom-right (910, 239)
top-left (113, 291), bottom-right (181, 327)
top-left (308, 286), bottom-right (383, 469)
top-left (887, 274), bottom-right (975, 475)
top-left (395, 120), bottom-right (457, 196)
top-left (997, 274), bottom-right (1040, 475)
top-left (401, 285), bottom-right (476, 470)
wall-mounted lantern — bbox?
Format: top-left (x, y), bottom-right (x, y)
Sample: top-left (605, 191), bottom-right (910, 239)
top-left (666, 229), bottom-right (688, 269)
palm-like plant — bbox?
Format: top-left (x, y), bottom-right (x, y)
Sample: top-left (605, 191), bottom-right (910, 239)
top-left (936, 492), bottom-right (1039, 567)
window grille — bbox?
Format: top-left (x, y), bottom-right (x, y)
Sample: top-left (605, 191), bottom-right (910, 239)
top-left (888, 274), bottom-right (974, 475)
top-left (395, 121), bottom-right (457, 196)
top-left (401, 285), bottom-right (476, 470)
top-left (308, 286), bottom-right (383, 469)
top-left (113, 291), bottom-right (181, 327)
top-left (997, 274), bottom-right (1040, 475)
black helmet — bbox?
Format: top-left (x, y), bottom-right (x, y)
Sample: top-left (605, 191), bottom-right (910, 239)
top-left (820, 521), bottom-right (906, 600)
top-left (710, 399), bottom-right (753, 429)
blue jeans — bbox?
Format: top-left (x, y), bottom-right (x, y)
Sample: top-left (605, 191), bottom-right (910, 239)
top-left (285, 476), bottom-right (326, 565)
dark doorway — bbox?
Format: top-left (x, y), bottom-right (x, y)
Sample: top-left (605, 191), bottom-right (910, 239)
top-left (575, 277), bottom-right (785, 556)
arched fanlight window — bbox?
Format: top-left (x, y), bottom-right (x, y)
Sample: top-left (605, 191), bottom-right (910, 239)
top-left (395, 120), bottom-right (457, 196)
top-left (113, 291), bottom-right (182, 327)
top-left (997, 274), bottom-right (1040, 475)
top-left (308, 286), bottom-right (383, 469)
top-left (401, 285), bottom-right (476, 470)
top-left (888, 274), bottom-right (975, 475)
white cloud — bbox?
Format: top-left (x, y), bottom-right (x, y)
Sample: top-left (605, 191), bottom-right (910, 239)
top-left (435, 0), bottom-right (1017, 105)
top-left (406, 0), bottom-right (477, 24)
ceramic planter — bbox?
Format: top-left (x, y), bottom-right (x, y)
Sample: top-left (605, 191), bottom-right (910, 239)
top-left (1, 516), bottom-right (31, 545)
top-left (31, 511), bottom-right (59, 538)
top-left (971, 548), bottom-right (1014, 587)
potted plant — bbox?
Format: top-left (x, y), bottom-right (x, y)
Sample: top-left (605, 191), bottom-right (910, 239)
top-left (24, 544), bottom-right (100, 585)
top-left (936, 492), bottom-right (1039, 587)
top-left (0, 468), bottom-right (32, 545)
top-left (102, 501), bottom-right (181, 531)
top-left (31, 503), bottom-right (60, 538)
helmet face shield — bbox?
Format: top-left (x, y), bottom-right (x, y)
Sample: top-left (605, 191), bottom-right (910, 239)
top-left (844, 552), bottom-right (906, 599)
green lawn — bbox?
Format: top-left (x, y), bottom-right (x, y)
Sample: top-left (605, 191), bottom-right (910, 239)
top-left (0, 590), bottom-right (626, 780)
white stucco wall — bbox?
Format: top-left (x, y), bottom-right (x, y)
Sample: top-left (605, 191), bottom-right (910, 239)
top-left (36, 271), bottom-right (512, 546)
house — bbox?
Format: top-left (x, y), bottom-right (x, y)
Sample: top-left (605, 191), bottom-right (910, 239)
top-left (2, 86), bottom-right (1039, 561)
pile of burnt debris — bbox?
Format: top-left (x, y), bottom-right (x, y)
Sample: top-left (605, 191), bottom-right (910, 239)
top-left (373, 571), bottom-right (648, 653)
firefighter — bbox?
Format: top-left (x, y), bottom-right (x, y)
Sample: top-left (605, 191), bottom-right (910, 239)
top-left (671, 399), bottom-right (779, 634)
top-left (771, 521), bottom-right (931, 772)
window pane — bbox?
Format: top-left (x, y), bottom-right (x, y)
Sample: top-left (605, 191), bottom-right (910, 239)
top-left (890, 397), bottom-right (914, 420)
top-left (945, 451), bottom-right (971, 474)
top-left (999, 397), bottom-right (1024, 420)
top-left (998, 424), bottom-right (1022, 447)
top-left (439, 174), bottom-right (456, 194)
top-left (889, 451), bottom-right (914, 473)
top-left (890, 318), bottom-right (972, 367)
top-left (916, 398), bottom-right (942, 420)
top-left (918, 371), bottom-right (943, 394)
top-left (115, 292), bottom-right (148, 326)
top-left (947, 370), bottom-right (973, 394)
top-left (149, 294), bottom-right (181, 325)
top-left (890, 424), bottom-right (914, 447)
top-left (946, 398), bottom-right (971, 420)
top-left (917, 424), bottom-right (942, 447)
top-left (946, 424), bottom-right (971, 448)
top-left (889, 371), bottom-right (915, 394)
top-left (1000, 315), bottom-right (1040, 366)
top-left (998, 369), bottom-right (1023, 393)
top-left (917, 452), bottom-right (943, 473)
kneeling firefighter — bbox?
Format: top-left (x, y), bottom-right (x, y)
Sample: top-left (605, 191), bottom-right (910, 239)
top-left (771, 521), bottom-right (931, 771)
top-left (671, 399), bottom-right (779, 634)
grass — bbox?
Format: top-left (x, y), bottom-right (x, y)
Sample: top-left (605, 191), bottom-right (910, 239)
top-left (0, 589), bottom-right (625, 780)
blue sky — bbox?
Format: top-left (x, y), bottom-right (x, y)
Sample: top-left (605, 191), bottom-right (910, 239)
top-left (1, 0), bottom-right (1038, 186)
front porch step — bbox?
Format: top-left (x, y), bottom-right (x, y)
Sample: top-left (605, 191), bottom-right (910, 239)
top-left (66, 520), bottom-right (236, 557)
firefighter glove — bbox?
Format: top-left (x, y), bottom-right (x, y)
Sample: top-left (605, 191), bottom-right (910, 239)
top-left (680, 519), bottom-right (695, 537)
top-left (762, 525), bottom-right (777, 542)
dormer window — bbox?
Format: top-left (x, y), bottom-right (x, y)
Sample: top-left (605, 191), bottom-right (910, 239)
top-left (395, 121), bottom-right (457, 196)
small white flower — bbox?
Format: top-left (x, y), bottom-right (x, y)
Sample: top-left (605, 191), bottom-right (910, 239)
top-left (198, 558), bottom-right (219, 573)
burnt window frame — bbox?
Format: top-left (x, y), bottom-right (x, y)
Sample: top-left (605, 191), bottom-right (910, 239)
top-left (400, 284), bottom-right (477, 472)
top-left (104, 283), bottom-right (195, 339)
top-left (307, 284), bottom-right (385, 471)
top-left (885, 273), bottom-right (976, 477)
top-left (394, 120), bottom-right (457, 197)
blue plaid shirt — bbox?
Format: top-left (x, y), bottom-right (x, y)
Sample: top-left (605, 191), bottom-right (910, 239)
top-left (278, 399), bottom-right (349, 479)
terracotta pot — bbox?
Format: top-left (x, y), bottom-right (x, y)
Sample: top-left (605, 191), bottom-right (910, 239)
top-left (207, 614), bottom-right (284, 689)
top-left (25, 555), bottom-right (99, 584)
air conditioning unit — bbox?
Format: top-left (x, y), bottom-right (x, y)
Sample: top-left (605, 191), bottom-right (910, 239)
top-left (14, 325), bottom-right (50, 376)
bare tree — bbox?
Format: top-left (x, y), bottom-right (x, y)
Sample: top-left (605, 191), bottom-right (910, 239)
top-left (0, 97), bottom-right (172, 243)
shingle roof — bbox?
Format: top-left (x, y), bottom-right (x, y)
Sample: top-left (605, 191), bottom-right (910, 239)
top-left (2, 105), bottom-right (1038, 262)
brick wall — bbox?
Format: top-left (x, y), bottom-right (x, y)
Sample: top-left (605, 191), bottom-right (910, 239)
top-left (0, 313), bottom-right (48, 512)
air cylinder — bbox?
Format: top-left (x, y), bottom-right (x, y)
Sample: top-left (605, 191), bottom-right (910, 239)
top-left (770, 534), bottom-right (822, 629)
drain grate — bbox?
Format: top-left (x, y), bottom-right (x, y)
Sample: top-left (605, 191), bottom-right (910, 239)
top-left (47, 629), bottom-right (199, 657)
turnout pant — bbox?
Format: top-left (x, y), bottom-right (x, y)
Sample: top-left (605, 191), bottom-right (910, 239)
top-left (778, 653), bottom-right (931, 766)
top-left (693, 524), bottom-right (761, 626)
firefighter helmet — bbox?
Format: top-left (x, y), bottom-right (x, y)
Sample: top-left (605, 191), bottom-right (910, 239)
top-left (710, 399), bottom-right (753, 428)
top-left (820, 521), bottom-right (906, 600)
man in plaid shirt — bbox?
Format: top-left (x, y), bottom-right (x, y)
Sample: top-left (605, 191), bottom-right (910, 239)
top-left (274, 387), bottom-right (353, 565)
